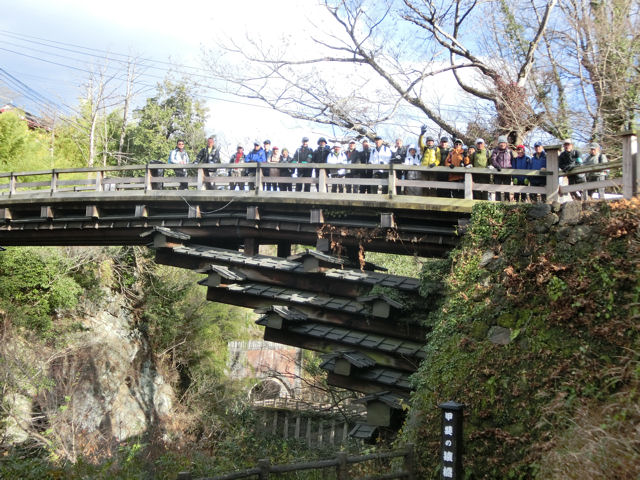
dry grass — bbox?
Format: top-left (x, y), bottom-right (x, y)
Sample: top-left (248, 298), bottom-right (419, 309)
top-left (537, 351), bottom-right (640, 479)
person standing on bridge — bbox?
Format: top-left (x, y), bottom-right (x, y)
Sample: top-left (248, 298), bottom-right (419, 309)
top-left (490, 136), bottom-right (513, 201)
top-left (293, 136), bottom-right (314, 192)
top-left (469, 138), bottom-right (490, 200)
top-left (196, 135), bottom-right (221, 190)
top-left (344, 139), bottom-right (358, 193)
top-left (558, 139), bottom-right (583, 200)
top-left (530, 142), bottom-right (547, 202)
top-left (245, 141), bottom-right (266, 190)
top-left (370, 136), bottom-right (392, 194)
top-left (327, 144), bottom-right (347, 193)
top-left (229, 144), bottom-right (245, 191)
top-left (419, 132), bottom-right (440, 197)
top-left (168, 139), bottom-right (190, 190)
top-left (444, 139), bottom-right (469, 198)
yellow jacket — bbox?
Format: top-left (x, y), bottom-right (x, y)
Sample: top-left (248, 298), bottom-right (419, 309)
top-left (419, 134), bottom-right (440, 166)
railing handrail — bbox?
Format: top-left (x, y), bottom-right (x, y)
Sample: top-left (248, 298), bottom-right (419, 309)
top-left (176, 443), bottom-right (416, 480)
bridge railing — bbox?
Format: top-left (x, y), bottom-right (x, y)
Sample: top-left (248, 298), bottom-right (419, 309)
top-left (1, 134), bottom-right (637, 202)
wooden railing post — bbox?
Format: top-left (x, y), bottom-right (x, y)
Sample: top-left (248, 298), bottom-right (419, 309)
top-left (318, 167), bottom-right (327, 193)
top-left (464, 171), bottom-right (473, 200)
top-left (336, 452), bottom-right (348, 480)
top-left (544, 145), bottom-right (560, 203)
top-left (144, 164), bottom-right (151, 192)
top-left (50, 170), bottom-right (58, 194)
top-left (258, 458), bottom-right (271, 480)
top-left (96, 170), bottom-right (104, 192)
top-left (255, 164), bottom-right (263, 195)
top-left (622, 131), bottom-right (639, 200)
top-left (9, 173), bottom-right (16, 195)
top-left (197, 166), bottom-right (205, 191)
top-left (388, 164), bottom-right (396, 199)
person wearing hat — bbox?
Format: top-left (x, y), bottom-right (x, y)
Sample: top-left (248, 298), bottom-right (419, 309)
top-left (229, 144), bottom-right (245, 191)
top-left (530, 142), bottom-right (547, 202)
top-left (263, 139), bottom-right (273, 162)
top-left (512, 145), bottom-right (532, 202)
top-left (582, 142), bottom-right (608, 198)
top-left (558, 139), bottom-right (583, 199)
top-left (418, 133), bottom-right (440, 197)
top-left (404, 144), bottom-right (423, 196)
top-left (343, 140), bottom-right (358, 193)
top-left (196, 135), bottom-right (221, 190)
top-left (313, 137), bottom-right (331, 164)
top-left (370, 136), bottom-right (392, 194)
top-left (326, 144), bottom-right (348, 192)
top-left (444, 139), bottom-right (470, 197)
top-left (293, 136), bottom-right (314, 192)
top-left (490, 136), bottom-right (514, 201)
top-left (244, 141), bottom-right (266, 191)
top-left (468, 139), bottom-right (491, 200)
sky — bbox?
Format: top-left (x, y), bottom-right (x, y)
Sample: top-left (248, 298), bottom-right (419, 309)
top-left (0, 0), bottom-right (344, 157)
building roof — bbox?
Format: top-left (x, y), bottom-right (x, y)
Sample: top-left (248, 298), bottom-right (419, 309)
top-left (320, 351), bottom-right (377, 369)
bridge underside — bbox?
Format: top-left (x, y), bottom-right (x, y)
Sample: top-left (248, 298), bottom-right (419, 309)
top-left (0, 191), bottom-right (468, 257)
top-left (146, 227), bottom-right (431, 433)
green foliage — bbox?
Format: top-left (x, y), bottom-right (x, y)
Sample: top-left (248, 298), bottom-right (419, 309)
top-left (407, 201), bottom-right (640, 478)
top-left (126, 80), bottom-right (207, 164)
top-left (0, 110), bottom-right (52, 172)
top-left (0, 248), bottom-right (84, 335)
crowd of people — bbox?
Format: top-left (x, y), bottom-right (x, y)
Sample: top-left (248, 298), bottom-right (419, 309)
top-left (162, 130), bottom-right (609, 201)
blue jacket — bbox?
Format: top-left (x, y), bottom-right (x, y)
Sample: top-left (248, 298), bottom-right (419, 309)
top-left (245, 148), bottom-right (266, 163)
top-left (512, 154), bottom-right (531, 184)
top-left (530, 151), bottom-right (547, 186)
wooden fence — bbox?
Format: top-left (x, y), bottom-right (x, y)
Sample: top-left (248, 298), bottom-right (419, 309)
top-left (1, 133), bottom-right (636, 203)
top-left (176, 444), bottom-right (416, 480)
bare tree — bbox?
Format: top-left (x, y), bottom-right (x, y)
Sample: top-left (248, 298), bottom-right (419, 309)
top-left (542, 0), bottom-right (640, 149)
top-left (203, 0), bottom-right (560, 145)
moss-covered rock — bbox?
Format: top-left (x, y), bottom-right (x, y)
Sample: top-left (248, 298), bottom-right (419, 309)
top-left (406, 199), bottom-right (640, 478)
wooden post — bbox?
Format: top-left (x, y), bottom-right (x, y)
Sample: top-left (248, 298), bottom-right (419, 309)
top-left (197, 167), bottom-right (205, 191)
top-left (96, 170), bottom-right (104, 192)
top-left (244, 238), bottom-right (259, 256)
top-left (545, 145), bottom-right (560, 203)
top-left (144, 164), bottom-right (151, 192)
top-left (50, 170), bottom-right (58, 194)
top-left (404, 443), bottom-right (416, 480)
top-left (464, 172), bottom-right (473, 200)
top-left (318, 419), bottom-right (324, 445)
top-left (277, 241), bottom-right (291, 258)
top-left (9, 173), bottom-right (16, 195)
top-left (317, 167), bottom-right (327, 193)
top-left (336, 452), bottom-right (348, 480)
top-left (255, 164), bottom-right (263, 195)
top-left (258, 459), bottom-right (271, 480)
top-left (622, 131), bottom-right (639, 200)
top-left (306, 417), bottom-right (312, 446)
top-left (387, 165), bottom-right (396, 199)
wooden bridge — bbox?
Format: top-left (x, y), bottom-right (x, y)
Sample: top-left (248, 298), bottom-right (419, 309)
top-left (0, 134), bottom-right (637, 440)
